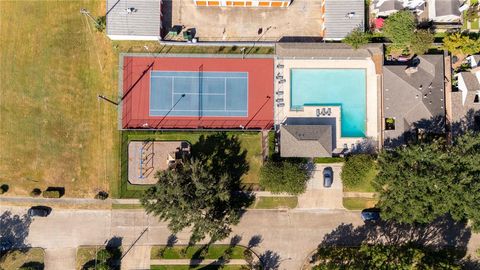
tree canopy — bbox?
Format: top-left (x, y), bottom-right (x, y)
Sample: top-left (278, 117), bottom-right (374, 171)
top-left (442, 32), bottom-right (480, 56)
top-left (343, 28), bottom-right (371, 49)
top-left (383, 11), bottom-right (416, 45)
top-left (141, 133), bottom-right (254, 245)
top-left (341, 154), bottom-right (376, 189)
top-left (259, 158), bottom-right (309, 195)
top-left (410, 30), bottom-right (434, 55)
top-left (312, 244), bottom-right (461, 270)
top-left (375, 132), bottom-right (480, 230)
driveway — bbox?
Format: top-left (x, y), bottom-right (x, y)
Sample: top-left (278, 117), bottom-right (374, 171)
top-left (298, 163), bottom-right (344, 209)
top-left (163, 0), bottom-right (323, 41)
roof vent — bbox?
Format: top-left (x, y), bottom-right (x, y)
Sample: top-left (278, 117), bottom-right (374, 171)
top-left (405, 66), bottom-right (418, 75)
top-left (346, 12), bottom-right (355, 19)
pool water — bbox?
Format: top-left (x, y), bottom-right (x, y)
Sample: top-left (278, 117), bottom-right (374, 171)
top-left (290, 69), bottom-right (366, 137)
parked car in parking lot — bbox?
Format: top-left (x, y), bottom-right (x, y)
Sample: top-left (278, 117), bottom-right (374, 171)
top-left (323, 167), bottom-right (333, 188)
top-left (28, 206), bottom-right (52, 217)
top-left (361, 208), bottom-right (380, 221)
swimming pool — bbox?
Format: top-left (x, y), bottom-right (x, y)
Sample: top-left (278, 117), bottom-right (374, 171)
top-left (290, 69), bottom-right (366, 137)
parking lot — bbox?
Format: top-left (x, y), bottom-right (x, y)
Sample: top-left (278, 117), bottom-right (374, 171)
top-left (163, 0), bottom-right (324, 41)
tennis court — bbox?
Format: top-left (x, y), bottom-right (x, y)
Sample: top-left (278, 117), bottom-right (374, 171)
top-left (150, 71), bottom-right (248, 117)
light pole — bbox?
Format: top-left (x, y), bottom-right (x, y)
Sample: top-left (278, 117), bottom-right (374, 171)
top-left (80, 8), bottom-right (101, 28)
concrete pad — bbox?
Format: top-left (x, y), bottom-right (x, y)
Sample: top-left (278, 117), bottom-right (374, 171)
top-left (165, 0), bottom-right (324, 41)
top-left (121, 245), bottom-right (151, 270)
top-left (44, 247), bottom-right (75, 270)
top-left (297, 164), bottom-right (344, 209)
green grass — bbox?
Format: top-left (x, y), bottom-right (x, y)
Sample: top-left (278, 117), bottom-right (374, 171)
top-left (77, 247), bottom-right (98, 270)
top-left (253, 196), bottom-right (298, 209)
top-left (112, 203), bottom-right (143, 210)
top-left (343, 197), bottom-right (378, 210)
top-left (0, 1), bottom-right (119, 197)
top-left (151, 245), bottom-right (248, 260)
top-left (343, 168), bottom-right (377, 193)
top-left (117, 131), bottom-right (262, 198)
top-left (0, 248), bottom-right (44, 270)
top-left (151, 266), bottom-right (247, 270)
top-left (313, 157), bottom-right (345, 163)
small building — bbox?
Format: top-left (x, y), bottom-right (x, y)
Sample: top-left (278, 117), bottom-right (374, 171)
top-left (106, 0), bottom-right (162, 40)
top-left (280, 124), bottom-right (333, 158)
top-left (323, 0), bottom-right (365, 40)
top-left (373, 0), bottom-right (425, 17)
top-left (383, 55), bottom-right (446, 147)
top-left (451, 55), bottom-right (480, 134)
top-left (192, 0), bottom-right (291, 7)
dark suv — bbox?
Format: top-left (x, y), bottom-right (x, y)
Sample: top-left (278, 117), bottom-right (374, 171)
top-left (28, 206), bottom-right (52, 217)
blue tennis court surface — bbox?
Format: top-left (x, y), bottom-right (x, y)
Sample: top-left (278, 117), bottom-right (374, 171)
top-left (149, 71), bottom-right (248, 117)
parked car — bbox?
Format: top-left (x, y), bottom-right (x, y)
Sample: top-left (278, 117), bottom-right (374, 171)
top-left (323, 167), bottom-right (333, 188)
top-left (361, 208), bottom-right (380, 221)
top-left (28, 206), bottom-right (52, 217)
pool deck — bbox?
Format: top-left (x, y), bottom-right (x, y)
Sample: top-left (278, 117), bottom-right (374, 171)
top-left (274, 58), bottom-right (380, 149)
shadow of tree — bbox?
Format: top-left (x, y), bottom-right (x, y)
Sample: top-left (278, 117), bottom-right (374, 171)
top-left (82, 236), bottom-right (123, 270)
top-left (320, 215), bottom-right (471, 252)
top-left (248, 235), bottom-right (263, 249)
top-left (451, 108), bottom-right (480, 136)
top-left (192, 132), bottom-right (249, 183)
top-left (258, 250), bottom-right (281, 270)
top-left (0, 211), bottom-right (32, 256)
top-left (19, 261), bottom-right (44, 270)
top-left (384, 115), bottom-right (447, 148)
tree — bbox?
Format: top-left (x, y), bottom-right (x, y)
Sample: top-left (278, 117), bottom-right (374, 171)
top-left (312, 244), bottom-right (461, 269)
top-left (141, 133), bottom-right (253, 245)
top-left (341, 154), bottom-right (376, 189)
top-left (443, 32), bottom-right (480, 56)
top-left (343, 28), bottom-right (371, 49)
top-left (383, 11), bottom-right (416, 45)
top-left (259, 159), bottom-right (309, 195)
top-left (410, 30), bottom-right (434, 55)
top-left (374, 132), bottom-right (480, 230)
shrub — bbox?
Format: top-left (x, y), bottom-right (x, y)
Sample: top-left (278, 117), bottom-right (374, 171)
top-left (0, 184), bottom-right (9, 194)
top-left (95, 191), bottom-right (109, 200)
top-left (259, 159), bottom-right (309, 195)
top-left (343, 28), bottom-right (371, 49)
top-left (42, 190), bottom-right (60, 198)
top-left (341, 154), bottom-right (375, 188)
top-left (30, 188), bottom-right (42, 197)
top-left (95, 16), bottom-right (106, 32)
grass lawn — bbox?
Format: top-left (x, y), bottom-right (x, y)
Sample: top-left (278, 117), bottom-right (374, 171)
top-left (313, 157), bottom-right (345, 163)
top-left (151, 266), bottom-right (247, 270)
top-left (252, 196), bottom-right (298, 209)
top-left (151, 245), bottom-right (248, 260)
top-left (117, 131), bottom-right (263, 198)
top-left (0, 248), bottom-right (44, 270)
top-left (0, 1), bottom-right (119, 197)
top-left (343, 197), bottom-right (378, 210)
top-left (343, 167), bottom-right (377, 193)
top-left (77, 247), bottom-right (98, 270)
top-left (111, 203), bottom-right (143, 210)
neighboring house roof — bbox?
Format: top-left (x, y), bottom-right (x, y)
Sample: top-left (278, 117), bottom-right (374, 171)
top-left (106, 0), bottom-right (161, 39)
top-left (383, 55), bottom-right (446, 146)
top-left (459, 72), bottom-right (480, 92)
top-left (434, 0), bottom-right (461, 17)
top-left (375, 0), bottom-right (404, 13)
top-left (324, 0), bottom-right (364, 40)
top-left (280, 125), bottom-right (333, 157)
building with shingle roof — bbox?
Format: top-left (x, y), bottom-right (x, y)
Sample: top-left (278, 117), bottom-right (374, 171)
top-left (106, 0), bottom-right (162, 40)
top-left (280, 125), bottom-right (333, 157)
top-left (383, 55), bottom-right (446, 146)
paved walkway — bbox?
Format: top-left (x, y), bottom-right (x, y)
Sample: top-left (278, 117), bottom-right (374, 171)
top-left (44, 247), bottom-right (76, 270)
top-left (121, 245), bottom-right (151, 270)
top-left (150, 259), bottom-right (248, 265)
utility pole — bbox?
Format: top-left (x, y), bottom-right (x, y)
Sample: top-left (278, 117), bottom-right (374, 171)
top-left (98, 95), bottom-right (119, 106)
top-left (80, 8), bottom-right (101, 28)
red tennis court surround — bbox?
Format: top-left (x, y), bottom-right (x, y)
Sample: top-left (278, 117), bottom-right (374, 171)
top-left (121, 56), bottom-right (274, 129)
